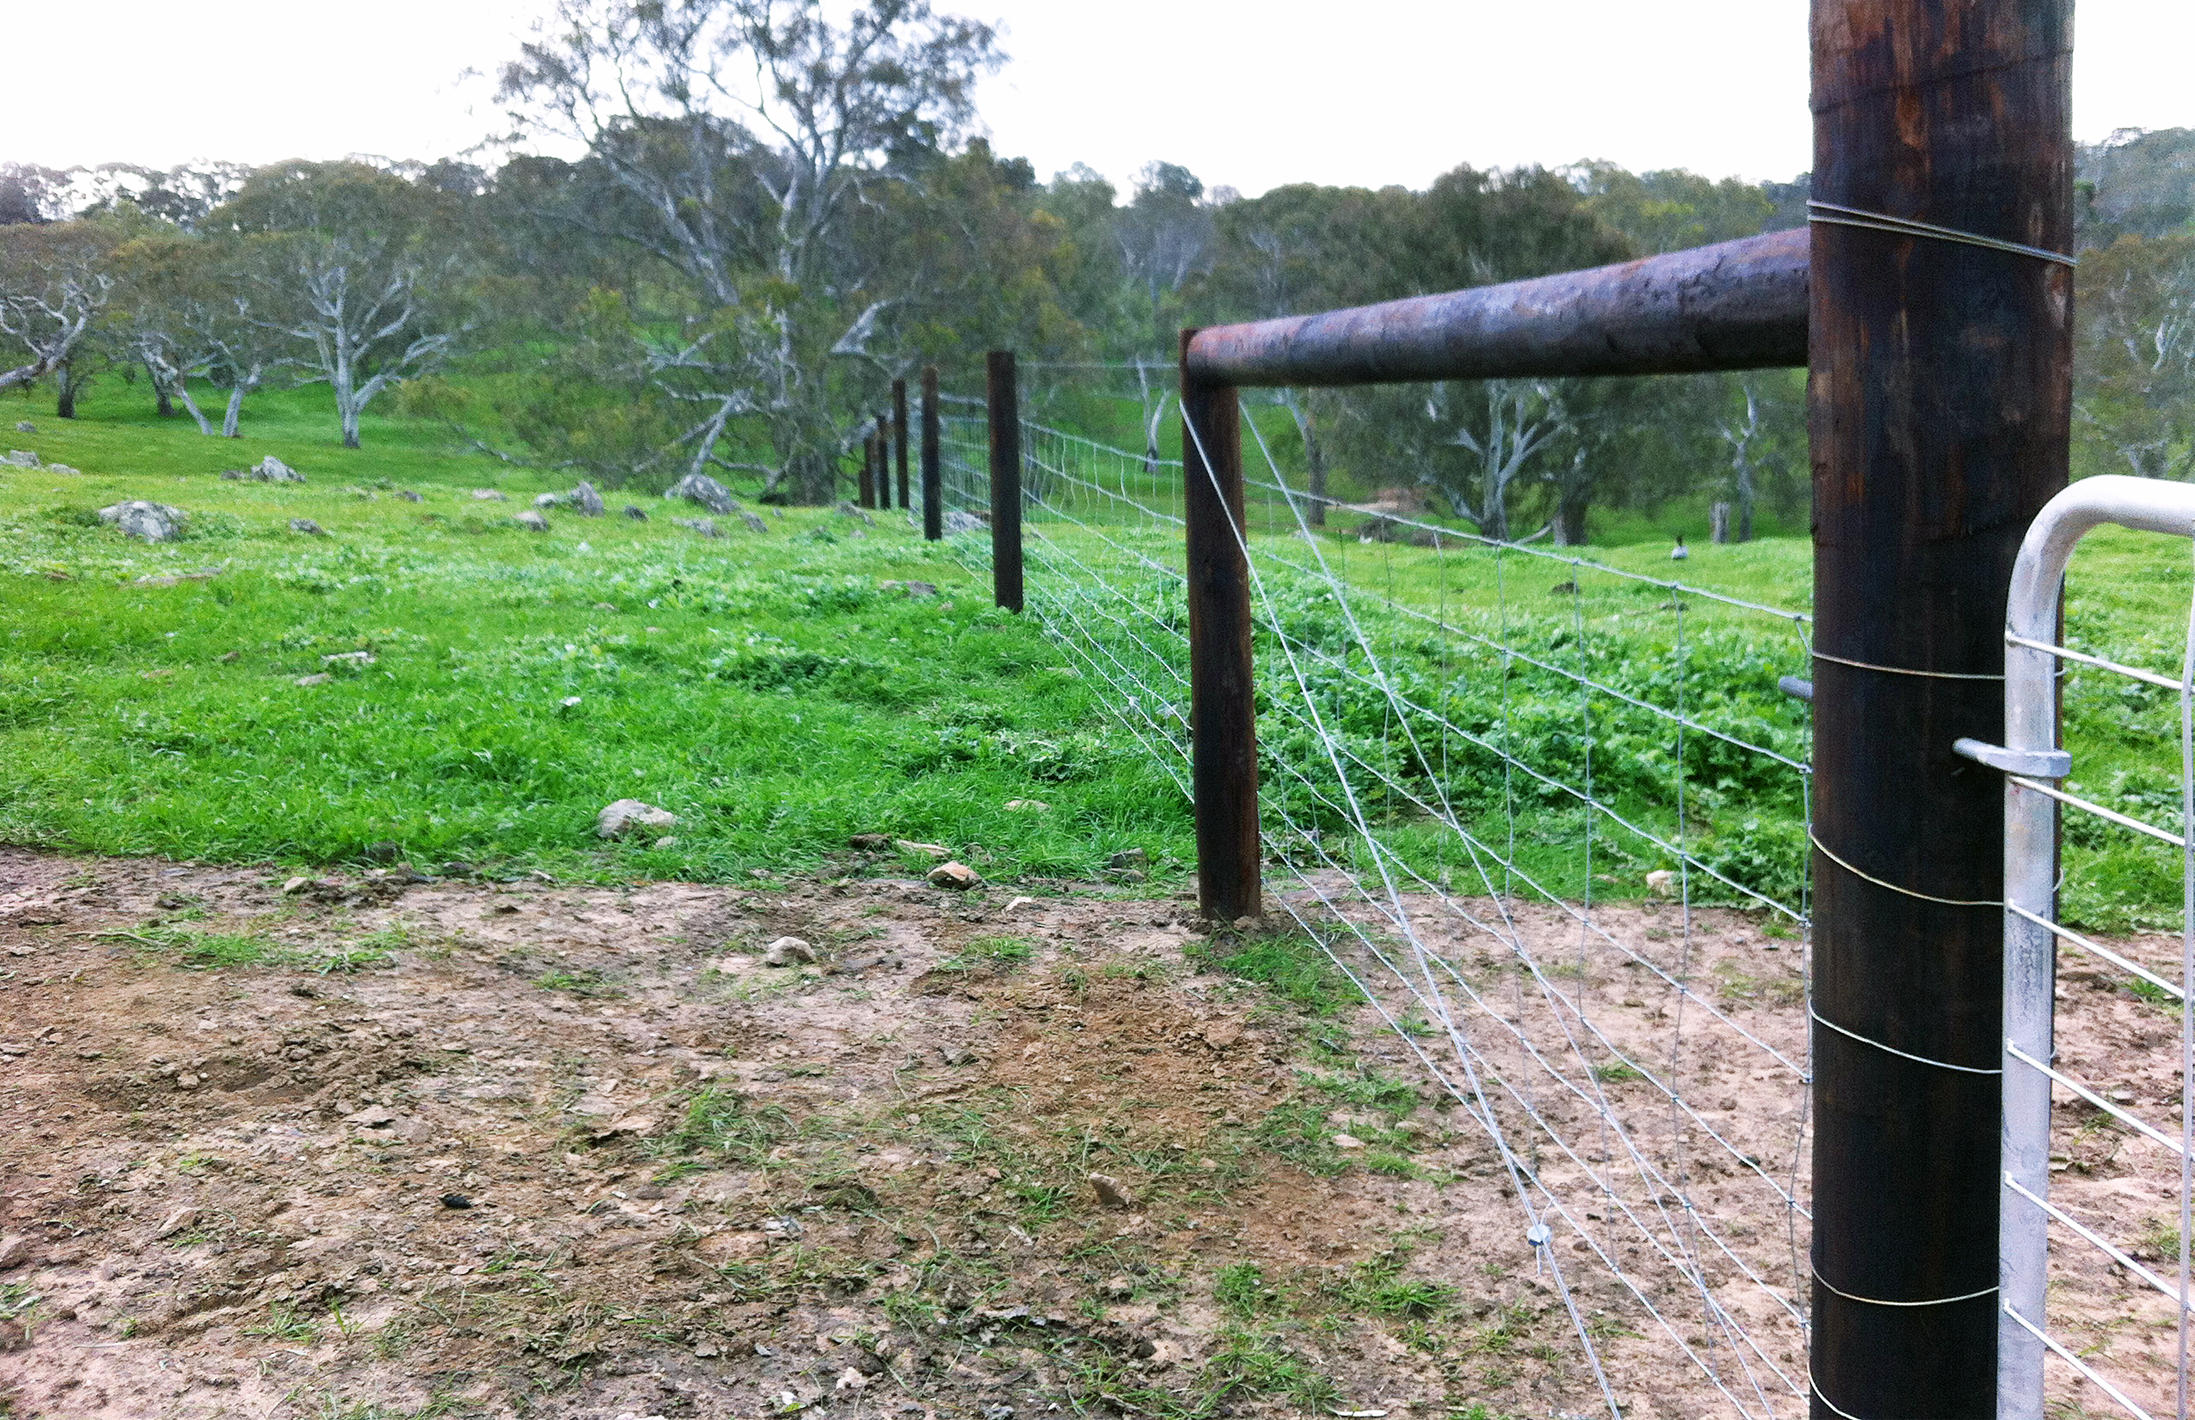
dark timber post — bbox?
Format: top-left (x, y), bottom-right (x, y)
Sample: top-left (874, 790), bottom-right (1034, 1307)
top-left (892, 378), bottom-right (911, 512)
top-left (858, 429), bottom-right (876, 509)
top-left (1807, 3), bottom-right (2072, 1416)
top-left (920, 366), bottom-right (941, 541)
top-left (1180, 328), bottom-right (1259, 923)
top-left (985, 350), bottom-right (1023, 613)
top-left (875, 414), bottom-right (892, 509)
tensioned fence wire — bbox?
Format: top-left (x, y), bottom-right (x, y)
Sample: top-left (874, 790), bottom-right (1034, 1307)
top-left (935, 392), bottom-right (1817, 1417)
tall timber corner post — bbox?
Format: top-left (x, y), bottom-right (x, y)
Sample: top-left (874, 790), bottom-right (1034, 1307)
top-left (984, 350), bottom-right (1024, 613)
top-left (1179, 327), bottom-right (1260, 924)
top-left (1805, 1), bottom-right (2074, 1415)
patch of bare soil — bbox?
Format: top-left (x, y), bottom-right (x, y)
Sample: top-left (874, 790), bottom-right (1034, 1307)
top-left (0, 848), bottom-right (2177, 1419)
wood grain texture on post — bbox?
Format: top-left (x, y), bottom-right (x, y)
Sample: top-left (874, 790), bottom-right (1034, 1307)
top-left (1807, 3), bottom-right (2073, 1415)
top-left (985, 351), bottom-right (1023, 613)
top-left (1180, 328), bottom-right (1260, 923)
top-left (920, 366), bottom-right (941, 542)
top-left (892, 378), bottom-right (911, 512)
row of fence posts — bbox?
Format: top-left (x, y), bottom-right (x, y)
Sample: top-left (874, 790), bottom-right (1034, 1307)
top-left (852, 356), bottom-right (1026, 614)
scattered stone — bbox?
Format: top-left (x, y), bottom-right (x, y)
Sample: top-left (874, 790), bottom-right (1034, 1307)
top-left (905, 580), bottom-right (938, 597)
top-left (983, 1407), bottom-right (1015, 1420)
top-left (1331, 1133), bottom-right (1367, 1150)
top-left (1005, 895), bottom-right (1037, 913)
top-left (762, 936), bottom-right (818, 967)
top-left (1088, 1174), bottom-right (1134, 1209)
top-left (45, 463), bottom-right (77, 475)
top-left (560, 695), bottom-right (583, 710)
top-left (596, 799), bottom-right (678, 839)
top-left (1646, 869), bottom-right (1676, 897)
top-left (848, 833), bottom-right (892, 851)
top-left (0, 1237), bottom-right (29, 1271)
top-left (288, 517), bottom-right (327, 536)
top-left (939, 1045), bottom-right (977, 1066)
top-left (567, 480), bottom-right (604, 515)
top-left (281, 876), bottom-right (312, 894)
top-left (515, 510), bottom-right (551, 532)
top-left (623, 504), bottom-right (648, 521)
top-left (942, 509), bottom-right (985, 535)
top-left (346, 1105), bottom-right (398, 1128)
top-left (5, 450), bottom-right (39, 468)
top-left (834, 1370), bottom-right (868, 1396)
top-left (1107, 848), bottom-right (1150, 870)
top-left (253, 455), bottom-right (303, 482)
top-left (897, 839), bottom-right (949, 859)
top-left (323, 650), bottom-right (376, 667)
top-left (667, 472), bottom-right (735, 514)
top-left (12, 422), bottom-right (32, 433)
top-left (1005, 799), bottom-right (1050, 813)
top-left (673, 516), bottom-right (721, 538)
top-left (439, 1193), bottom-right (473, 1209)
top-left (589, 1113), bottom-right (658, 1142)
top-left (927, 861), bottom-right (981, 890)
top-left (152, 1206), bottom-right (199, 1240)
top-left (653, 835), bottom-right (679, 848)
top-left (740, 510), bottom-right (769, 534)
top-left (533, 492), bottom-right (564, 509)
top-left (98, 500), bottom-right (188, 542)
top-left (835, 500), bottom-right (877, 527)
top-left (294, 673), bottom-right (332, 687)
top-left (471, 488), bottom-right (507, 501)
top-left (1100, 1275), bottom-right (1133, 1300)
top-left (398, 489), bottom-right (423, 502)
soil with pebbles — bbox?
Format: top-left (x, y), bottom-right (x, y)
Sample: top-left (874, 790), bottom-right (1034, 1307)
top-left (0, 847), bottom-right (2180, 1419)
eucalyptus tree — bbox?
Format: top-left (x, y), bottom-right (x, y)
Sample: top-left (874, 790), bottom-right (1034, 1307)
top-left (497, 0), bottom-right (1001, 501)
top-left (110, 231), bottom-right (284, 436)
top-left (212, 162), bottom-right (465, 448)
top-left (0, 222), bottom-right (118, 414)
top-left (2075, 233), bottom-right (2195, 480)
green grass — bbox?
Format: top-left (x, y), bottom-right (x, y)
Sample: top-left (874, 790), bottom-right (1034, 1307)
top-left (0, 382), bottom-right (1196, 885)
top-left (102, 924), bottom-right (287, 967)
top-left (8, 377), bottom-right (2195, 929)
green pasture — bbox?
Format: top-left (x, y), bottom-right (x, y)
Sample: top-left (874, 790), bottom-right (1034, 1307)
top-left (2, 379), bottom-right (2191, 927)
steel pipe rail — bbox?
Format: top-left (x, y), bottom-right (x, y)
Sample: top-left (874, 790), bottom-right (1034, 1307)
top-left (1182, 228), bottom-right (1808, 389)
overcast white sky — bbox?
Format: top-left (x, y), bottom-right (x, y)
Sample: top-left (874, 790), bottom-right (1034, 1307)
top-left (10, 1), bottom-right (2192, 194)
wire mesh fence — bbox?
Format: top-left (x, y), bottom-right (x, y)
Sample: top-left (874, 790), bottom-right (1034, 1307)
top-left (935, 389), bottom-right (1822, 1416)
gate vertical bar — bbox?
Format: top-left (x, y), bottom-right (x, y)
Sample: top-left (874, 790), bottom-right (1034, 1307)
top-left (1807, 2), bottom-right (2074, 1416)
top-left (1180, 328), bottom-right (1259, 923)
top-left (893, 378), bottom-right (911, 513)
top-left (985, 350), bottom-right (1023, 613)
top-left (920, 366), bottom-right (941, 542)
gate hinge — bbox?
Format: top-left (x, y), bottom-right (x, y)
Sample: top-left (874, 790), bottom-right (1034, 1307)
top-left (1953, 737), bottom-right (2070, 779)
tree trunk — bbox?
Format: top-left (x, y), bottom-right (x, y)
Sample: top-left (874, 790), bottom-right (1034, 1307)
top-left (1552, 494), bottom-right (1591, 546)
top-left (1710, 501), bottom-right (1732, 543)
top-left (56, 361), bottom-right (77, 419)
top-left (787, 448), bottom-right (836, 505)
top-left (222, 384), bottom-right (247, 438)
top-left (148, 360), bottom-right (175, 418)
top-left (1283, 392), bottom-right (1326, 527)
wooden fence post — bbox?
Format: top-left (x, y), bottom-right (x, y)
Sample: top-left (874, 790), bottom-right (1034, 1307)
top-left (1807, 2), bottom-right (2073, 1415)
top-left (921, 366), bottom-right (941, 541)
top-left (1180, 328), bottom-right (1260, 923)
top-left (874, 414), bottom-right (892, 510)
top-left (985, 350), bottom-right (1023, 613)
top-left (858, 428), bottom-right (876, 509)
top-left (892, 379), bottom-right (910, 512)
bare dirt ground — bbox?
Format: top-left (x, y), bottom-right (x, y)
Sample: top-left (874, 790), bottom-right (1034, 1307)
top-left (0, 847), bottom-right (2183, 1420)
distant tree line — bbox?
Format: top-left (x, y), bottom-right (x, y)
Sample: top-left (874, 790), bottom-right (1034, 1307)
top-left (0, 0), bottom-right (2189, 532)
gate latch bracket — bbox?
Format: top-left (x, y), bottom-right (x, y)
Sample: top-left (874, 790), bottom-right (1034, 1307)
top-left (1952, 737), bottom-right (2071, 779)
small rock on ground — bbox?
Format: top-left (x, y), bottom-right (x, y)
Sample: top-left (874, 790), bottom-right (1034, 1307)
top-left (11, 422), bottom-right (32, 433)
top-left (926, 861), bottom-right (981, 890)
top-left (570, 480), bottom-right (605, 515)
top-left (740, 510), bottom-right (769, 534)
top-left (673, 516), bottom-right (721, 538)
top-left (5, 449), bottom-right (39, 467)
top-left (288, 517), bottom-right (326, 536)
top-left (623, 504), bottom-right (648, 520)
top-left (515, 510), bottom-right (551, 532)
top-left (472, 488), bottom-right (507, 501)
top-left (98, 501), bottom-right (187, 542)
top-left (596, 799), bottom-right (677, 839)
top-left (762, 936), bottom-right (818, 967)
top-left (666, 472), bottom-right (735, 514)
top-left (253, 455), bottom-right (304, 482)
top-left (1088, 1174), bottom-right (1135, 1209)
top-left (398, 489), bottom-right (423, 502)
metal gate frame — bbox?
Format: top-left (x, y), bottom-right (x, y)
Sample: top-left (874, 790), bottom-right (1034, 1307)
top-left (1957, 474), bottom-right (2195, 1419)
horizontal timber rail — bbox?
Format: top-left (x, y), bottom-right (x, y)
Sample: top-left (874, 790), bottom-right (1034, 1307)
top-left (1183, 227), bottom-right (1808, 388)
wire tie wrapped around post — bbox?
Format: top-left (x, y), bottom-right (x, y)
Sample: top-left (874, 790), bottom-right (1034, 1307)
top-left (1810, 649), bottom-right (2003, 681)
top-left (1808, 830), bottom-right (2003, 908)
top-left (1527, 1221), bottom-right (1552, 1276)
top-left (1806, 201), bottom-right (2079, 268)
top-left (1811, 1268), bottom-right (2000, 1308)
top-left (1810, 1006), bottom-right (2002, 1076)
